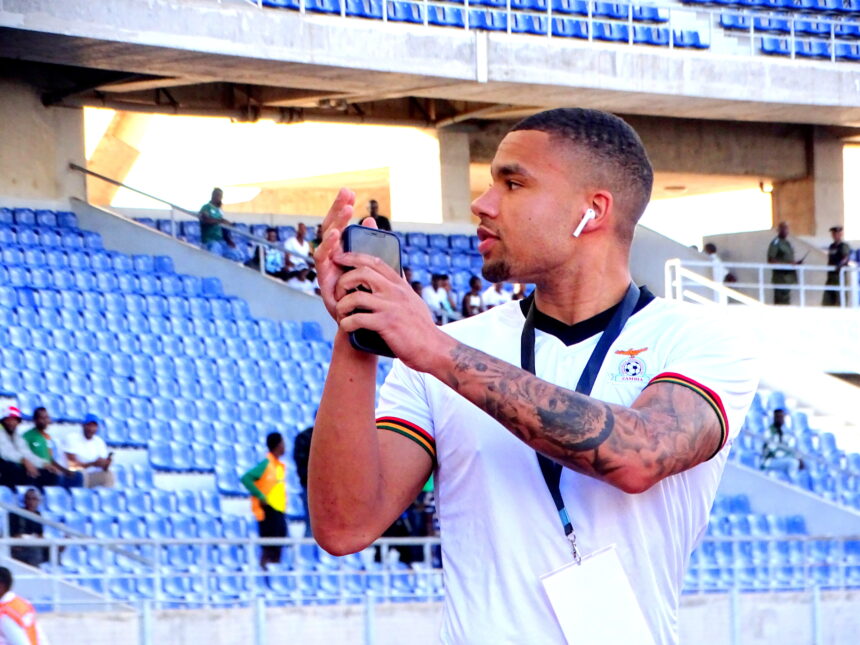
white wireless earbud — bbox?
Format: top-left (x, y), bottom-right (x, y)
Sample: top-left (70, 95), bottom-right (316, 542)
top-left (572, 208), bottom-right (596, 238)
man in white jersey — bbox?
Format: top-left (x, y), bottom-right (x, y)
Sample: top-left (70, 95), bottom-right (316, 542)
top-left (309, 108), bottom-right (759, 644)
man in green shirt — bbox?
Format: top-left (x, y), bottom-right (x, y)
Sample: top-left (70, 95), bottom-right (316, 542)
top-left (22, 407), bottom-right (83, 488)
top-left (767, 221), bottom-right (798, 305)
top-left (199, 187), bottom-right (240, 258)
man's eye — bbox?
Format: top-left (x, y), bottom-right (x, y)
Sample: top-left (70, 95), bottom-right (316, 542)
top-left (506, 180), bottom-right (521, 190)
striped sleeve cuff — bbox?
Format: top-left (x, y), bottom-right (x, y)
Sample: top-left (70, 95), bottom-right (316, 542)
top-left (646, 372), bottom-right (729, 459)
top-left (376, 416), bottom-right (436, 466)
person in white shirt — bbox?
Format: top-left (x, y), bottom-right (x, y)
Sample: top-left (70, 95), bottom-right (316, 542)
top-left (286, 267), bottom-right (319, 296)
top-left (0, 567), bottom-right (51, 645)
top-left (460, 276), bottom-right (485, 317)
top-left (284, 223), bottom-right (315, 271)
top-left (59, 414), bottom-right (114, 488)
top-left (309, 108), bottom-right (759, 644)
top-left (421, 274), bottom-right (461, 323)
top-left (482, 282), bottom-right (511, 308)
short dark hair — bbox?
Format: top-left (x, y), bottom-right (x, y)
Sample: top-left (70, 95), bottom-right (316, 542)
top-left (33, 406), bottom-right (47, 418)
top-left (266, 226), bottom-right (278, 235)
top-left (704, 243), bottom-right (717, 254)
top-left (511, 108), bottom-right (653, 241)
top-left (266, 432), bottom-right (284, 452)
top-left (0, 567), bottom-right (12, 590)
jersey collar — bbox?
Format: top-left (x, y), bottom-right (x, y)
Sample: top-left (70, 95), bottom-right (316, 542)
top-left (519, 287), bottom-right (655, 347)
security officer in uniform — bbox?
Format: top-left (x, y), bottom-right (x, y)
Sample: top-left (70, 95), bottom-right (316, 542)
top-left (822, 225), bottom-right (851, 307)
top-left (767, 221), bottom-right (798, 305)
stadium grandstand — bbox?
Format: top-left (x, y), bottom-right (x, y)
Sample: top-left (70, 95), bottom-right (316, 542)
top-left (1, 0), bottom-right (859, 643)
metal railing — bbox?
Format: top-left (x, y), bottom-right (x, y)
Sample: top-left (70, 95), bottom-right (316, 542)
top-left (665, 258), bottom-right (860, 307)
top-left (68, 164), bottom-right (305, 277)
top-left (244, 0), bottom-right (860, 64)
top-left (1, 530), bottom-right (856, 644)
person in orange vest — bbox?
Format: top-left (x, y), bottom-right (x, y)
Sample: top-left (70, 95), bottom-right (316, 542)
top-left (240, 432), bottom-right (288, 569)
top-left (0, 567), bottom-right (50, 645)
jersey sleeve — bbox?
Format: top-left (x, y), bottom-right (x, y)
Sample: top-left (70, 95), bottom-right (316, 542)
top-left (375, 360), bottom-right (436, 466)
top-left (645, 314), bottom-right (760, 457)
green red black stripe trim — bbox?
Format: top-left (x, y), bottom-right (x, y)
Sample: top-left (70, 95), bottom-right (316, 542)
top-left (646, 372), bottom-right (729, 460)
top-left (376, 416), bottom-right (436, 465)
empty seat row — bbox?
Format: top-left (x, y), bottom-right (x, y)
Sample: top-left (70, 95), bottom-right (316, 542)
top-left (721, 12), bottom-right (860, 37)
top-left (38, 485), bottom-right (221, 516)
top-left (0, 247), bottom-right (175, 274)
top-left (0, 227), bottom-right (101, 250)
top-left (684, 0), bottom-right (860, 15)
top-left (761, 36), bottom-right (860, 57)
top-left (0, 208), bottom-right (77, 228)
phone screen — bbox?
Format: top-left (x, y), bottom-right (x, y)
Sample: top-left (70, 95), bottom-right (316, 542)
top-left (341, 225), bottom-right (402, 358)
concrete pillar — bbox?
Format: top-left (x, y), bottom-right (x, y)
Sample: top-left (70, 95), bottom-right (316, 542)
top-left (0, 78), bottom-right (86, 204)
top-left (438, 128), bottom-right (473, 223)
top-left (772, 127), bottom-right (845, 236)
top-left (811, 127), bottom-right (845, 237)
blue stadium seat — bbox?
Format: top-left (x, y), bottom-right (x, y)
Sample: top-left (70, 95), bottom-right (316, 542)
top-left (70, 488), bottom-right (98, 514)
top-left (469, 9), bottom-right (508, 30)
top-left (673, 29), bottom-right (709, 48)
top-left (13, 208), bottom-right (36, 226)
top-left (511, 13), bottom-right (548, 34)
top-left (43, 487), bottom-right (72, 514)
top-left (721, 13), bottom-right (752, 30)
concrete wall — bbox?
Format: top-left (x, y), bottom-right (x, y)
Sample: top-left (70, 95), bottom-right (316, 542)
top-left (470, 118), bottom-right (810, 181)
top-left (0, 78), bottom-right (86, 203)
top-left (39, 593), bottom-right (860, 645)
top-left (71, 200), bottom-right (338, 340)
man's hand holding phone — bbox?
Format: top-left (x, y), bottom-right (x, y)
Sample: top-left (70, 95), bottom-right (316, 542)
top-left (315, 188), bottom-right (447, 370)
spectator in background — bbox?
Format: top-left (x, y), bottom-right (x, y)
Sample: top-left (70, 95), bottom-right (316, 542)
top-left (482, 282), bottom-right (511, 309)
top-left (60, 415), bottom-right (114, 488)
top-left (767, 222), bottom-right (799, 305)
top-left (246, 228), bottom-right (292, 280)
top-left (403, 267), bottom-right (413, 284)
top-left (410, 281), bottom-right (424, 297)
top-left (285, 223), bottom-right (315, 271)
top-left (0, 567), bottom-right (51, 645)
top-left (422, 274), bottom-right (460, 323)
top-left (293, 425), bottom-right (313, 536)
top-left (461, 276), bottom-right (485, 317)
top-left (366, 199), bottom-right (392, 231)
top-left (199, 188), bottom-right (238, 256)
top-left (823, 225), bottom-right (851, 307)
top-left (241, 432), bottom-right (288, 569)
top-left (286, 267), bottom-right (318, 296)
top-left (22, 408), bottom-right (82, 488)
top-left (0, 407), bottom-right (55, 488)
top-left (704, 243), bottom-right (729, 283)
top-left (761, 408), bottom-right (804, 478)
top-left (9, 488), bottom-right (49, 568)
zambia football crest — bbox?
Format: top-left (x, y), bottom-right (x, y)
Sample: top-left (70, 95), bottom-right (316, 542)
top-left (612, 348), bottom-right (650, 383)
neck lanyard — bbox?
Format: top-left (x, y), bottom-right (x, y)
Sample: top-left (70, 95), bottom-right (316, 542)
top-left (520, 283), bottom-right (641, 564)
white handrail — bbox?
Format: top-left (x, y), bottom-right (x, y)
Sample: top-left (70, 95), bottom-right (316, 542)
top-left (666, 259), bottom-right (860, 308)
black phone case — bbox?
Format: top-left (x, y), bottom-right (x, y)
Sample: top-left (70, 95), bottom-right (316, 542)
top-left (341, 225), bottom-right (402, 358)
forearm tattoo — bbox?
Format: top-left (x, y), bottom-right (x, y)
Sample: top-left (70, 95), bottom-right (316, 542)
top-left (444, 342), bottom-right (719, 485)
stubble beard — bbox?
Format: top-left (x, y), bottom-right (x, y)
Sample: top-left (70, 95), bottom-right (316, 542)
top-left (481, 258), bottom-right (512, 284)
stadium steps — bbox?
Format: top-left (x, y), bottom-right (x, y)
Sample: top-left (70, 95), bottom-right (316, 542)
top-left (71, 198), bottom-right (335, 340)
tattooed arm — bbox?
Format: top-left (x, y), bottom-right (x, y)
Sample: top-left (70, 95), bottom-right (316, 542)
top-left (430, 339), bottom-right (724, 494)
top-left (331, 252), bottom-right (725, 496)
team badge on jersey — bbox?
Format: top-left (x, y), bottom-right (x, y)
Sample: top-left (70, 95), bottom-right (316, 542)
top-left (611, 347), bottom-right (651, 383)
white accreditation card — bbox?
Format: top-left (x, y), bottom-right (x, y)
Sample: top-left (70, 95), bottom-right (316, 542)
top-left (540, 544), bottom-right (656, 645)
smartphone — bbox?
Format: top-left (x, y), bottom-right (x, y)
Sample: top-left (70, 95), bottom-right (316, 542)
top-left (341, 225), bottom-right (403, 357)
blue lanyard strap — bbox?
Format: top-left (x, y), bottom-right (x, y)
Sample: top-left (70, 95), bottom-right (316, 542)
top-left (520, 283), bottom-right (641, 562)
